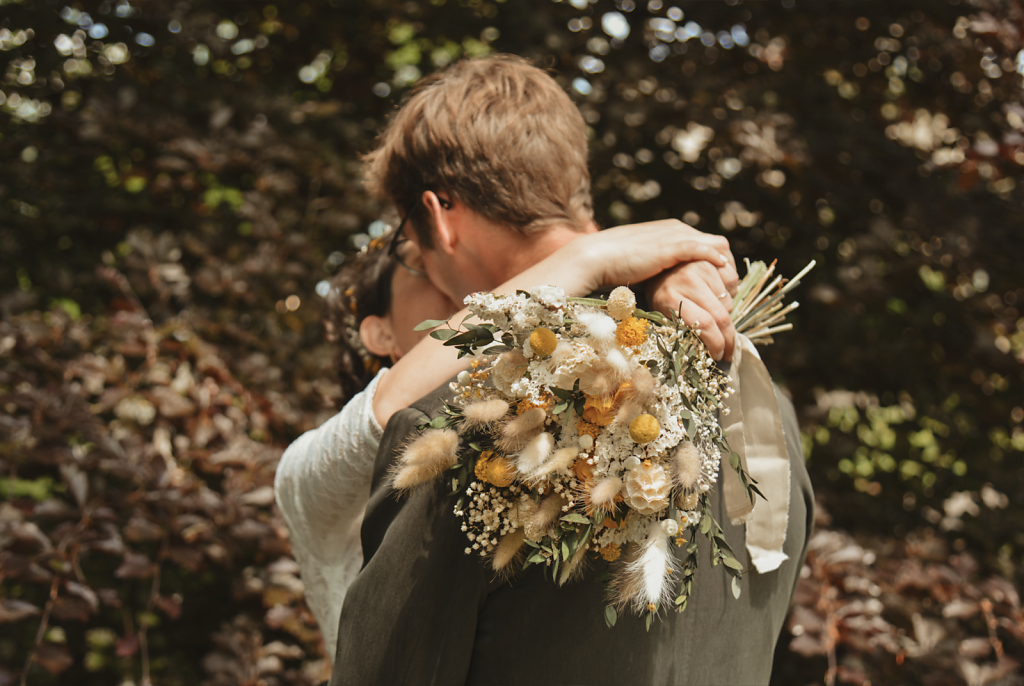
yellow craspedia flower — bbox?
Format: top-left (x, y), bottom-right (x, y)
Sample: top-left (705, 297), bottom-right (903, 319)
top-left (615, 316), bottom-right (650, 348)
top-left (582, 394), bottom-right (616, 427)
top-left (629, 413), bottom-right (661, 444)
top-left (528, 327), bottom-right (558, 357)
top-left (474, 451), bottom-right (515, 488)
top-left (599, 543), bottom-right (622, 562)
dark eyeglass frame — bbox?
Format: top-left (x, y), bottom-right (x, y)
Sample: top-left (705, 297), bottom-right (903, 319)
top-left (387, 192), bottom-right (452, 277)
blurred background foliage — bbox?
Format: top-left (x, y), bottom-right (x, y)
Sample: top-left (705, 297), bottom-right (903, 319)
top-left (1, 0), bottom-right (1023, 684)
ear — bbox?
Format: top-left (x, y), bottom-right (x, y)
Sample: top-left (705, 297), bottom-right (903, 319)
top-left (421, 190), bottom-right (457, 255)
top-left (359, 315), bottom-right (398, 360)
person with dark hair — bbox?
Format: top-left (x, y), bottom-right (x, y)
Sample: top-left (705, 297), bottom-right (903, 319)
top-left (277, 221), bottom-right (735, 668)
top-left (276, 234), bottom-right (458, 663)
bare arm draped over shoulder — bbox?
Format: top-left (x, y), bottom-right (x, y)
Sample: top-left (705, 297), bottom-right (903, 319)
top-left (274, 368), bottom-right (388, 661)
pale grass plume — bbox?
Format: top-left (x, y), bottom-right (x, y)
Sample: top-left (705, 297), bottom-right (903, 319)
top-left (531, 446), bottom-right (578, 479)
top-left (612, 521), bottom-right (676, 613)
top-left (586, 475), bottom-right (622, 514)
top-left (516, 432), bottom-right (554, 474)
top-left (557, 537), bottom-right (591, 586)
top-left (614, 399), bottom-right (643, 427)
top-left (625, 366), bottom-right (656, 407)
top-left (577, 311), bottom-right (617, 346)
top-left (603, 347), bottom-right (633, 379)
top-left (461, 399), bottom-right (510, 433)
top-left (673, 441), bottom-right (702, 490)
top-left (578, 362), bottom-right (620, 398)
top-left (496, 407), bottom-right (546, 452)
top-left (390, 428), bottom-right (460, 491)
top-left (524, 494), bottom-right (564, 541)
top-left (491, 528), bottom-right (526, 572)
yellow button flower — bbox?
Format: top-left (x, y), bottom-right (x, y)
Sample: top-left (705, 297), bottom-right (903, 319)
top-left (629, 413), bottom-right (661, 444)
top-left (474, 451), bottom-right (515, 488)
top-left (528, 327), bottom-right (558, 356)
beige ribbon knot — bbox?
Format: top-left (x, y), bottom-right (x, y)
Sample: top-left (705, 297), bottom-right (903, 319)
top-left (720, 333), bottom-right (791, 574)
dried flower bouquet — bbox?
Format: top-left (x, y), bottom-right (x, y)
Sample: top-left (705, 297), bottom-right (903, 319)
top-left (394, 260), bottom-right (813, 628)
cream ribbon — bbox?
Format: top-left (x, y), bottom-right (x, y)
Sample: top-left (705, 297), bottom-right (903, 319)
top-left (720, 333), bottom-right (791, 573)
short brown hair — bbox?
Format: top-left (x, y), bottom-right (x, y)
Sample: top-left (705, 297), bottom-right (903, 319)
top-left (363, 54), bottom-right (592, 245)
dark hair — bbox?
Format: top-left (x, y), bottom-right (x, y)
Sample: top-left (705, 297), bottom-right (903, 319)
top-left (322, 241), bottom-right (398, 404)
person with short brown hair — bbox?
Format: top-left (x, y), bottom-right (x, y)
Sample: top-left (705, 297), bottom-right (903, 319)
top-left (363, 54), bottom-right (594, 248)
top-left (330, 54), bottom-right (812, 686)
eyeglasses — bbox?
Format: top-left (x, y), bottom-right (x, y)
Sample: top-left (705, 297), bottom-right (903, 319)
top-left (387, 192), bottom-right (452, 277)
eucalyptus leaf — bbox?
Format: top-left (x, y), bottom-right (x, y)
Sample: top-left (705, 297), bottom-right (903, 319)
top-left (414, 319), bottom-right (448, 331)
top-left (560, 513), bottom-right (591, 524)
top-left (431, 328), bottom-right (459, 341)
top-left (731, 575), bottom-right (742, 599)
top-left (604, 605), bottom-right (617, 628)
top-left (722, 555), bottom-right (743, 571)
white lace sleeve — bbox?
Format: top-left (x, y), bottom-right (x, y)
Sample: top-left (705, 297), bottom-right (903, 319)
top-left (274, 367), bottom-right (387, 662)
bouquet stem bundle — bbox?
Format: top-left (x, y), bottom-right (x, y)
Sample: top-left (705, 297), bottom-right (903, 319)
top-left (731, 259), bottom-right (816, 345)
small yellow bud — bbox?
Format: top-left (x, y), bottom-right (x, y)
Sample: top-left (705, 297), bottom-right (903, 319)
top-left (629, 413), bottom-right (661, 444)
top-left (528, 327), bottom-right (558, 357)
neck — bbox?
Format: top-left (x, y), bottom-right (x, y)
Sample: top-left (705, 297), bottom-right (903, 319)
top-left (463, 223), bottom-right (584, 298)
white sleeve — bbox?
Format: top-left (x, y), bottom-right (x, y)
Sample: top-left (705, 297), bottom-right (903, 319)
top-left (274, 367), bottom-right (388, 662)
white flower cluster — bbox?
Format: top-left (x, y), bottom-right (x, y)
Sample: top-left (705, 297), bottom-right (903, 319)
top-left (450, 287), bottom-right (734, 572)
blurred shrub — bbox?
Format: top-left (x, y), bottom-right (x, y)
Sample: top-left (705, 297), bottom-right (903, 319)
top-left (0, 0), bottom-right (1022, 684)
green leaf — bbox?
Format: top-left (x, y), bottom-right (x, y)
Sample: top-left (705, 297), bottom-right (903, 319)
top-left (731, 576), bottom-right (742, 599)
top-left (722, 555), bottom-right (743, 571)
top-left (700, 514), bottom-right (711, 535)
top-left (428, 416), bottom-right (446, 429)
top-left (414, 319), bottom-right (448, 331)
top-left (560, 513), bottom-right (591, 524)
top-left (604, 605), bottom-right (617, 628)
top-left (561, 540), bottom-right (570, 560)
top-left (527, 552), bottom-right (546, 565)
top-left (431, 328), bottom-right (459, 341)
top-left (730, 452), bottom-right (740, 470)
top-left (482, 345), bottom-right (512, 355)
top-left (552, 401), bottom-right (569, 415)
top-left (645, 612), bottom-right (653, 632)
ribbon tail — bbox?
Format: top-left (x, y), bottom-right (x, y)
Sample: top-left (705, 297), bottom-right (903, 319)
top-left (721, 334), bottom-right (792, 574)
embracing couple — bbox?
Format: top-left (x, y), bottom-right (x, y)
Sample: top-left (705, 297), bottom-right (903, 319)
top-left (277, 54), bottom-right (813, 686)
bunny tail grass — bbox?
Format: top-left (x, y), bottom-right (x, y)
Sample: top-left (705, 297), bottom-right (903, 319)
top-left (558, 537), bottom-right (592, 586)
top-left (460, 399), bottom-right (510, 433)
top-left (612, 522), bottom-right (675, 613)
top-left (497, 407), bottom-right (546, 452)
top-left (586, 475), bottom-right (622, 515)
top-left (673, 441), bottom-right (703, 491)
top-left (516, 432), bottom-right (554, 474)
top-left (491, 528), bottom-right (526, 572)
top-left (531, 447), bottom-right (579, 479)
top-left (389, 428), bottom-right (460, 491)
top-left (523, 494), bottom-right (565, 541)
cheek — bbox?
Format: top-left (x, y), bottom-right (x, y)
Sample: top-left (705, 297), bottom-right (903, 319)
top-left (391, 283), bottom-right (460, 355)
